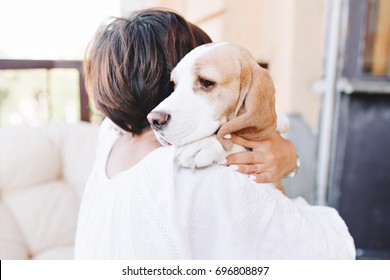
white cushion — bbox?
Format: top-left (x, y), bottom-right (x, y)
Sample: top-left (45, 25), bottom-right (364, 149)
top-left (3, 180), bottom-right (80, 255)
top-left (33, 246), bottom-right (74, 260)
top-left (0, 124), bottom-right (62, 190)
top-left (0, 201), bottom-right (29, 259)
top-left (0, 122), bottom-right (98, 259)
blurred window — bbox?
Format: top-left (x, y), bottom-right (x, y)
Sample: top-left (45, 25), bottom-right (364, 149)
top-left (0, 69), bottom-right (80, 126)
top-left (0, 0), bottom-right (118, 126)
top-left (363, 0), bottom-right (390, 77)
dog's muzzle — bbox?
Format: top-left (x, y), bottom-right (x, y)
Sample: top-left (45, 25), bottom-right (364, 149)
top-left (147, 111), bottom-right (171, 131)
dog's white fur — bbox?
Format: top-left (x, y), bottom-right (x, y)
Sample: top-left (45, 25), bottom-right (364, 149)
top-left (149, 42), bottom-right (289, 168)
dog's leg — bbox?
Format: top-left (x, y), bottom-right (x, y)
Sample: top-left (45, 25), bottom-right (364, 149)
top-left (175, 135), bottom-right (226, 169)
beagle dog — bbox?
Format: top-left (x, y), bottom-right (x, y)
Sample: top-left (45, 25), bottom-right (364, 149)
top-left (147, 42), bottom-right (288, 169)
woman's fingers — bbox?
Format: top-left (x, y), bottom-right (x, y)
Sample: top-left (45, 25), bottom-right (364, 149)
top-left (223, 132), bottom-right (298, 183)
top-left (227, 133), bottom-right (257, 149)
top-left (249, 172), bottom-right (273, 184)
top-left (229, 163), bottom-right (265, 174)
top-left (228, 163), bottom-right (275, 184)
top-left (225, 151), bottom-right (263, 165)
top-left (226, 160), bottom-right (278, 183)
top-left (222, 132), bottom-right (298, 187)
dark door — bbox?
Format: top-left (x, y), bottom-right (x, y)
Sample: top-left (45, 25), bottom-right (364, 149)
top-left (328, 0), bottom-right (390, 259)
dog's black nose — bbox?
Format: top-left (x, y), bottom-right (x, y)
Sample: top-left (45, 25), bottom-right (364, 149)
top-left (147, 111), bottom-right (171, 130)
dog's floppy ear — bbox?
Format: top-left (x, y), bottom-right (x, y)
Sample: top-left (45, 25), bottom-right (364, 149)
top-left (217, 60), bottom-right (277, 150)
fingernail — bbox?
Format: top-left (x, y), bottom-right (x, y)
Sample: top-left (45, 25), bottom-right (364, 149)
top-left (249, 175), bottom-right (256, 181)
top-left (229, 165), bottom-right (238, 171)
top-left (217, 159), bottom-right (227, 165)
top-left (223, 134), bottom-right (232, 139)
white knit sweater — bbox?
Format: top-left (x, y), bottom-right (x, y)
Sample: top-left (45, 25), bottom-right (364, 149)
top-left (74, 119), bottom-right (355, 259)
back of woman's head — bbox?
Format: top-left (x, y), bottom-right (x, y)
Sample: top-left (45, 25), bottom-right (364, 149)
top-left (84, 8), bottom-right (212, 133)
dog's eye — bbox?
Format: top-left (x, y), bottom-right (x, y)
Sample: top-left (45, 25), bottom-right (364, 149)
top-left (200, 78), bottom-right (215, 89)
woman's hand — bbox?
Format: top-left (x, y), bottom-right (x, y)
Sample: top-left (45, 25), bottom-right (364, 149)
top-left (224, 132), bottom-right (298, 184)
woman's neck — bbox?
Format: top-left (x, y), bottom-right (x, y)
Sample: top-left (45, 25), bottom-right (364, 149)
top-left (106, 129), bottom-right (162, 179)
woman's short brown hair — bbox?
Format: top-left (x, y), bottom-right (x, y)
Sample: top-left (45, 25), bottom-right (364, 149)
top-left (84, 8), bottom-right (212, 133)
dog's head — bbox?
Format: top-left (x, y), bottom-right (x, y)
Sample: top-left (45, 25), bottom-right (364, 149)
top-left (147, 42), bottom-right (276, 148)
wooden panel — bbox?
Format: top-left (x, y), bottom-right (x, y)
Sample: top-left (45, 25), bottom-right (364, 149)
top-left (372, 0), bottom-right (390, 75)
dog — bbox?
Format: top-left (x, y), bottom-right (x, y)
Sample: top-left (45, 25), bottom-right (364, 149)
top-left (147, 42), bottom-right (288, 169)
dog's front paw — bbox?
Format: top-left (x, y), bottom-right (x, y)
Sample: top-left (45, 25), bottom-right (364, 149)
top-left (175, 136), bottom-right (226, 169)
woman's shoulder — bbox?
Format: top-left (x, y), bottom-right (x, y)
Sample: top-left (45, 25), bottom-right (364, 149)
top-left (140, 146), bottom-right (278, 196)
top-left (176, 161), bottom-right (280, 201)
top-left (138, 146), bottom-right (355, 259)
top-left (98, 118), bottom-right (122, 141)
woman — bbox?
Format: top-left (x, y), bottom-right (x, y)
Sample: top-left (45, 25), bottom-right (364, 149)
top-left (75, 8), bottom-right (355, 259)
